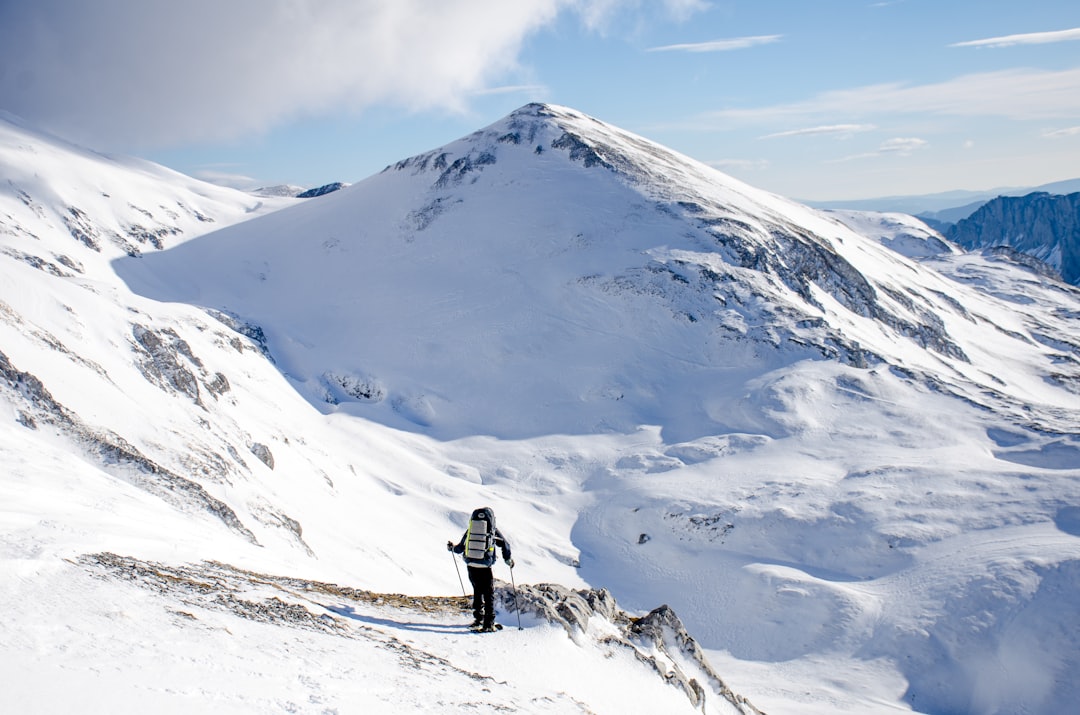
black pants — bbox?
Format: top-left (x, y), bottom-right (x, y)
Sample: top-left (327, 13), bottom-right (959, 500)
top-left (467, 565), bottom-right (494, 625)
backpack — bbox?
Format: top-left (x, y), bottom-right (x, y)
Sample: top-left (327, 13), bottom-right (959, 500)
top-left (464, 507), bottom-right (497, 565)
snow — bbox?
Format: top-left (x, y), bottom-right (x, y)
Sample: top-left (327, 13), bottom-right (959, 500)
top-left (3, 105), bottom-right (1080, 713)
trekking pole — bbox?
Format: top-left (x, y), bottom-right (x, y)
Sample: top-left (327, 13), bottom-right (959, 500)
top-left (450, 549), bottom-right (467, 599)
top-left (509, 564), bottom-right (523, 630)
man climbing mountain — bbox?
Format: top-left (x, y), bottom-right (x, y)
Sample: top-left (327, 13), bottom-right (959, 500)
top-left (448, 506), bottom-right (513, 632)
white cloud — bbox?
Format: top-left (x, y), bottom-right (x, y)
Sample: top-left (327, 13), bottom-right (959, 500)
top-left (692, 67), bottom-right (1080, 125)
top-left (951, 27), bottom-right (1080, 49)
top-left (1043, 126), bottom-right (1080, 138)
top-left (192, 169), bottom-right (260, 190)
top-left (647, 35), bottom-right (782, 53)
top-left (760, 124), bottom-right (876, 139)
top-left (877, 137), bottom-right (927, 154)
top-left (828, 137), bottom-right (927, 163)
top-left (0, 0), bottom-right (659, 149)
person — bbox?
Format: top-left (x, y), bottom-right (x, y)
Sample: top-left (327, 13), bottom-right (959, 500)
top-left (448, 506), bottom-right (513, 631)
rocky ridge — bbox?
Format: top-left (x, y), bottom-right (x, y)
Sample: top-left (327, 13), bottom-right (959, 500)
top-left (82, 552), bottom-right (765, 714)
top-left (946, 191), bottom-right (1080, 285)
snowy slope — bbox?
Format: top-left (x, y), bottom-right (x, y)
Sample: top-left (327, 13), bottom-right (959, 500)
top-left (0, 110), bottom-right (763, 714)
top-left (3, 104), bottom-right (1080, 714)
top-left (824, 209), bottom-right (960, 259)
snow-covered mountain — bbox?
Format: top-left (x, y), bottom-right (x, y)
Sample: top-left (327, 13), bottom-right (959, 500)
top-left (4, 104), bottom-right (1080, 714)
top-left (0, 109), bottom-right (765, 714)
top-left (119, 104), bottom-right (1077, 442)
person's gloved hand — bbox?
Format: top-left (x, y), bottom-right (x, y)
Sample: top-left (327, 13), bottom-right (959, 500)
top-left (505, 558), bottom-right (515, 568)
top-left (447, 541), bottom-right (454, 552)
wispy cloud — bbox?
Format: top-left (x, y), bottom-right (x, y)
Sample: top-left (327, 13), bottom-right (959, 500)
top-left (1043, 126), bottom-right (1080, 138)
top-left (576, 0), bottom-right (709, 30)
top-left (193, 168), bottom-right (259, 189)
top-left (688, 67), bottom-right (1080, 125)
top-left (760, 124), bottom-right (876, 139)
top-left (828, 137), bottom-right (927, 163)
top-left (470, 84), bottom-right (548, 98)
top-left (707, 158), bottom-right (770, 171)
top-left (877, 137), bottom-right (928, 154)
top-left (951, 27), bottom-right (1080, 48)
top-left (647, 35), bottom-right (782, 53)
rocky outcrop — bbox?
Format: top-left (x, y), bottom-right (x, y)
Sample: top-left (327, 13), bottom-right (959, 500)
top-left (947, 192), bottom-right (1079, 285)
top-left (80, 553), bottom-right (766, 714)
top-left (0, 349), bottom-right (256, 543)
top-left (503, 581), bottom-right (765, 714)
top-left (297, 182), bottom-right (346, 199)
top-left (131, 324), bottom-right (231, 407)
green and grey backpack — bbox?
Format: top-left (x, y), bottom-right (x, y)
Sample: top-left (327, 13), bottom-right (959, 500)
top-left (464, 507), bottom-right (497, 566)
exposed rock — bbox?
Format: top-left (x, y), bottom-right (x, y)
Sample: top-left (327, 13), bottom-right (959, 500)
top-left (503, 581), bottom-right (765, 713)
top-left (948, 191), bottom-right (1079, 285)
top-left (62, 206), bottom-right (102, 250)
top-left (132, 325), bottom-right (204, 404)
top-left (131, 324), bottom-right (233, 406)
top-left (0, 246), bottom-right (74, 277)
top-left (297, 182), bottom-right (346, 199)
top-left (0, 349), bottom-right (256, 543)
top-left (205, 309), bottom-right (275, 362)
top-left (250, 442), bottom-right (275, 470)
top-left (321, 370), bottom-right (385, 404)
top-left (124, 222), bottom-right (182, 250)
top-left (249, 498), bottom-right (311, 555)
top-left (80, 553), bottom-right (766, 713)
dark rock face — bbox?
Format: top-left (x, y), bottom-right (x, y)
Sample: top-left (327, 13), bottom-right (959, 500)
top-left (947, 192), bottom-right (1080, 285)
top-left (297, 182), bottom-right (346, 199)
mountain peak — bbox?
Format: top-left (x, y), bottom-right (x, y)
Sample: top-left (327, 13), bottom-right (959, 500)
top-left (117, 106), bottom-right (1065, 442)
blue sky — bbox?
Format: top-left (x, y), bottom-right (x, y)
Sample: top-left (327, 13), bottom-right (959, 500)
top-left (2, 1), bottom-right (1079, 201)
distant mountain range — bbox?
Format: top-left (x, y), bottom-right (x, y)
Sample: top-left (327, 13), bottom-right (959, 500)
top-left (807, 179), bottom-right (1080, 286)
top-left (806, 177), bottom-right (1080, 220)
